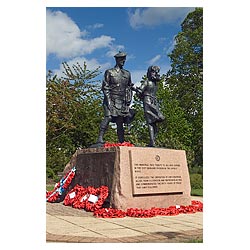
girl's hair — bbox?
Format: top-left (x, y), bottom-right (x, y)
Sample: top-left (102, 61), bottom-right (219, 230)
top-left (147, 65), bottom-right (160, 79)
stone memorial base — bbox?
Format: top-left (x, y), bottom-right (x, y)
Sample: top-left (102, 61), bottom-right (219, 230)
top-left (65, 146), bottom-right (191, 210)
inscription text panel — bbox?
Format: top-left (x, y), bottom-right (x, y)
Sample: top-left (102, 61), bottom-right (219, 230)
top-left (129, 150), bottom-right (185, 195)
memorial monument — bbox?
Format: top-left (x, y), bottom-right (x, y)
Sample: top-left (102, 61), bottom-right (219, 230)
top-left (65, 52), bottom-right (191, 209)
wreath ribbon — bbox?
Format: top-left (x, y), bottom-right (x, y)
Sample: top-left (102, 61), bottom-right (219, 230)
top-left (46, 166), bottom-right (76, 202)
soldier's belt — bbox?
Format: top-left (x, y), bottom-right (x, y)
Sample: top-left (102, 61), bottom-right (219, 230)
top-left (110, 91), bottom-right (126, 96)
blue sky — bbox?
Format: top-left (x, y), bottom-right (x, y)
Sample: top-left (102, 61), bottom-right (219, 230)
top-left (46, 7), bottom-right (195, 84)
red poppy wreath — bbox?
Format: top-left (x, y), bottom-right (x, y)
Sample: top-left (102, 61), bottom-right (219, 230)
top-left (46, 166), bottom-right (76, 203)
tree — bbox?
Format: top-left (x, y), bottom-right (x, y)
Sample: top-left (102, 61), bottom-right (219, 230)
top-left (156, 80), bottom-right (195, 167)
top-left (166, 7), bottom-right (203, 167)
top-left (46, 62), bottom-right (117, 179)
top-left (129, 78), bottom-right (194, 166)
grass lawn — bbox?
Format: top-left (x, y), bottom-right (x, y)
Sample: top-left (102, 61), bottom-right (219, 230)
top-left (191, 188), bottom-right (203, 196)
top-left (46, 184), bottom-right (56, 191)
top-left (186, 239), bottom-right (203, 243)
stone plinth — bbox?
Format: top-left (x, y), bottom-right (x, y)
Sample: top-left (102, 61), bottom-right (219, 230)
top-left (66, 146), bottom-right (191, 210)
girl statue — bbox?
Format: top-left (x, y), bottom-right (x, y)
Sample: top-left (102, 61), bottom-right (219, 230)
top-left (135, 66), bottom-right (165, 147)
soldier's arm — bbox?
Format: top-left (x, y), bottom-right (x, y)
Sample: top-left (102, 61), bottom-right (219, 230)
top-left (128, 72), bottom-right (132, 86)
top-left (102, 70), bottom-right (112, 108)
top-left (127, 72), bottom-right (137, 92)
top-left (136, 80), bottom-right (147, 94)
top-left (133, 80), bottom-right (147, 100)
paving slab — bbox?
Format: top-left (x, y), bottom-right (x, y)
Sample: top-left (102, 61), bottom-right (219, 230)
top-left (94, 228), bottom-right (146, 238)
top-left (108, 219), bottom-right (154, 228)
top-left (131, 224), bottom-right (180, 234)
top-left (46, 196), bottom-right (203, 243)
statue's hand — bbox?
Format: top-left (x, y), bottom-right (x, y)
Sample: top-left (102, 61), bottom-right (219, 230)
top-left (131, 85), bottom-right (137, 92)
top-left (134, 88), bottom-right (143, 99)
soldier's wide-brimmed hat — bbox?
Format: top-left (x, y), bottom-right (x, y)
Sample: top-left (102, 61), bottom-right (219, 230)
top-left (114, 51), bottom-right (127, 58)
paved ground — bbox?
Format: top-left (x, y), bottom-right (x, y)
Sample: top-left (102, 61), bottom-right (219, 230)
top-left (46, 196), bottom-right (203, 243)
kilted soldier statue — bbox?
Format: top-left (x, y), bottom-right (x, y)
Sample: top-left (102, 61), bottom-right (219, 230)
top-left (96, 52), bottom-right (135, 145)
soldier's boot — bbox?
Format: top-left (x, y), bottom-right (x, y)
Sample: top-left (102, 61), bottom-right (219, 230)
top-left (97, 129), bottom-right (105, 144)
top-left (96, 117), bottom-right (111, 143)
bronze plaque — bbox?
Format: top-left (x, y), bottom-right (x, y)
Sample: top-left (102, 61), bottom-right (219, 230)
top-left (74, 151), bottom-right (116, 190)
top-left (129, 149), bottom-right (185, 195)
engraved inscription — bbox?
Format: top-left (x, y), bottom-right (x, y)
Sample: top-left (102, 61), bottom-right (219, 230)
top-left (130, 151), bottom-right (185, 195)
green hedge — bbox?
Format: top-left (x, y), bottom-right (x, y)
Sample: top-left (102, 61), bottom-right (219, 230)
top-left (190, 173), bottom-right (203, 189)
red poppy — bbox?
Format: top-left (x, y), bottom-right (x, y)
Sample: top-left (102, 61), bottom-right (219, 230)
top-left (104, 141), bottom-right (134, 148)
top-left (94, 208), bottom-right (126, 218)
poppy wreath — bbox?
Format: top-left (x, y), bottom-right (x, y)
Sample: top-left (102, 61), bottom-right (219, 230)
top-left (84, 186), bottom-right (109, 212)
top-left (126, 202), bottom-right (203, 218)
top-left (72, 186), bottom-right (89, 209)
top-left (94, 208), bottom-right (126, 218)
top-left (63, 184), bottom-right (86, 207)
top-left (104, 141), bottom-right (134, 148)
top-left (147, 207), bottom-right (179, 216)
top-left (191, 200), bottom-right (203, 212)
top-left (63, 185), bottom-right (109, 211)
top-left (125, 204), bottom-right (203, 218)
top-left (46, 166), bottom-right (76, 203)
top-left (94, 202), bottom-right (203, 218)
top-left (125, 207), bottom-right (178, 218)
top-left (126, 208), bottom-right (156, 218)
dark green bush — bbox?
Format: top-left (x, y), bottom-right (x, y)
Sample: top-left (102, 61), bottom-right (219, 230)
top-left (46, 167), bottom-right (57, 180)
top-left (189, 166), bottom-right (203, 175)
top-left (190, 173), bottom-right (203, 189)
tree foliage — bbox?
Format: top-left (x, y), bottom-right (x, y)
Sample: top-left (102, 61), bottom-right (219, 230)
top-left (166, 7), bottom-right (203, 167)
top-left (46, 62), bottom-right (117, 179)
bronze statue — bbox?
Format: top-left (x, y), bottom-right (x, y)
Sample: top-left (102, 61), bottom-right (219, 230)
top-left (96, 52), bottom-right (135, 145)
top-left (135, 66), bottom-right (165, 147)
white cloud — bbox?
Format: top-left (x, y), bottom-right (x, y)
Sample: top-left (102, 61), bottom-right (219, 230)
top-left (87, 23), bottom-right (104, 29)
top-left (163, 35), bottom-right (177, 55)
top-left (128, 7), bottom-right (195, 29)
top-left (106, 44), bottom-right (125, 57)
top-left (148, 54), bottom-right (161, 65)
top-left (46, 10), bottom-right (114, 58)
